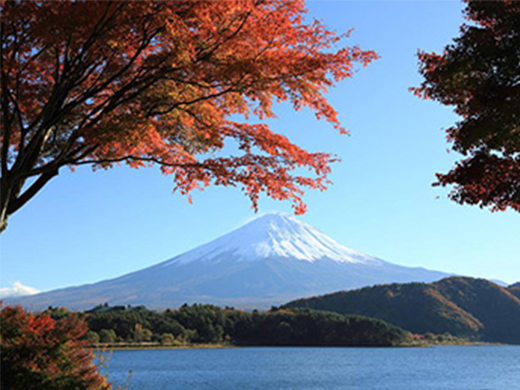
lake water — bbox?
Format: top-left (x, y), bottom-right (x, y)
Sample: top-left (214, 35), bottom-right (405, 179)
top-left (103, 346), bottom-right (520, 390)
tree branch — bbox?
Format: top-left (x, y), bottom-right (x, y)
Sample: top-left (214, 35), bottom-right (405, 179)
top-left (6, 168), bottom-right (59, 215)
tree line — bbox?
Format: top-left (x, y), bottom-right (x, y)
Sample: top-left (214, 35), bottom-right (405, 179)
top-left (45, 303), bottom-right (410, 347)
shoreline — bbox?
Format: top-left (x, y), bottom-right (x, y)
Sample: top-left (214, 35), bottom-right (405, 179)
top-left (90, 341), bottom-right (509, 351)
top-left (90, 342), bottom-right (234, 351)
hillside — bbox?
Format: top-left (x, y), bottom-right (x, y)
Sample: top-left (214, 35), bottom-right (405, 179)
top-left (509, 282), bottom-right (520, 299)
top-left (284, 277), bottom-right (520, 344)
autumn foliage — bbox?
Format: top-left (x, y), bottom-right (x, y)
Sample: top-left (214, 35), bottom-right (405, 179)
top-left (413, 0), bottom-right (520, 212)
top-left (0, 305), bottom-right (111, 390)
top-left (0, 0), bottom-right (377, 230)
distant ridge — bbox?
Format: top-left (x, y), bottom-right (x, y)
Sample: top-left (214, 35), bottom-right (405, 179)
top-left (9, 213), bottom-right (449, 310)
top-left (509, 282), bottom-right (520, 300)
top-left (284, 276), bottom-right (520, 344)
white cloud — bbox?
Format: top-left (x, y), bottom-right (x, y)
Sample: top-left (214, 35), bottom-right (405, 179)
top-left (0, 282), bottom-right (40, 299)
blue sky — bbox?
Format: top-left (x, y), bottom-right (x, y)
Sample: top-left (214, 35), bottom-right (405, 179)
top-left (2, 0), bottom-right (519, 296)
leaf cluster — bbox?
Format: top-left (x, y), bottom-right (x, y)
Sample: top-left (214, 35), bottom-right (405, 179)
top-left (413, 0), bottom-right (520, 212)
top-left (0, 0), bottom-right (377, 230)
top-left (1, 306), bottom-right (111, 390)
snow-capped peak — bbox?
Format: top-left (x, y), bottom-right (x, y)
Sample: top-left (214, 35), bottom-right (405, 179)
top-left (163, 212), bottom-right (380, 266)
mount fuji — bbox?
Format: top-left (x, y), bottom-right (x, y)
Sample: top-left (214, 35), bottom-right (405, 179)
top-left (10, 213), bottom-right (450, 310)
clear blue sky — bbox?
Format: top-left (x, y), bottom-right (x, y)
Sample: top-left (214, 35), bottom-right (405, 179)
top-left (2, 1), bottom-right (519, 296)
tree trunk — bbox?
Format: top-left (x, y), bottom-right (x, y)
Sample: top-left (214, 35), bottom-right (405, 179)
top-left (0, 176), bottom-right (12, 233)
top-left (0, 168), bottom-right (59, 233)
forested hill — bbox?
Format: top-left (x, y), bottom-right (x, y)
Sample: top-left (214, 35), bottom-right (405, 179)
top-left (57, 304), bottom-right (410, 347)
top-left (284, 277), bottom-right (520, 344)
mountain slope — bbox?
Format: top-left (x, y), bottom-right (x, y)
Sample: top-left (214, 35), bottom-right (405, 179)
top-left (9, 213), bottom-right (449, 310)
top-left (509, 282), bottom-right (520, 300)
top-left (284, 277), bottom-right (520, 344)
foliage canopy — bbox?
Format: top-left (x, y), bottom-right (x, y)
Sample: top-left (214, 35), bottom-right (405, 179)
top-left (0, 0), bottom-right (376, 230)
top-left (1, 306), bottom-right (111, 390)
top-left (413, 0), bottom-right (520, 212)
top-left (83, 303), bottom-right (410, 347)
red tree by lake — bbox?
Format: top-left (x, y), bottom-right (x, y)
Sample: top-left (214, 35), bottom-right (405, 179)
top-left (1, 305), bottom-right (111, 390)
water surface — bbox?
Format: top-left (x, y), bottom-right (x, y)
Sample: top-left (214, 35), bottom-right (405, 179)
top-left (104, 346), bottom-right (520, 390)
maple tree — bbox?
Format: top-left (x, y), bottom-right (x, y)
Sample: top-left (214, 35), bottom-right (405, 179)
top-left (413, 0), bottom-right (520, 212)
top-left (0, 305), bottom-right (112, 390)
top-left (0, 0), bottom-right (376, 231)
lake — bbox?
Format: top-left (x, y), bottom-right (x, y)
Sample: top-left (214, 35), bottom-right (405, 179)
top-left (103, 346), bottom-right (520, 390)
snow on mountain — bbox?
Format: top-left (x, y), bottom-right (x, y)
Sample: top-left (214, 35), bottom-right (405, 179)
top-left (163, 213), bottom-right (380, 265)
top-left (8, 213), bottom-right (451, 310)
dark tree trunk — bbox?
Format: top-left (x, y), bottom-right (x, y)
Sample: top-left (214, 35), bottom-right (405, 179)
top-left (0, 168), bottom-right (59, 233)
